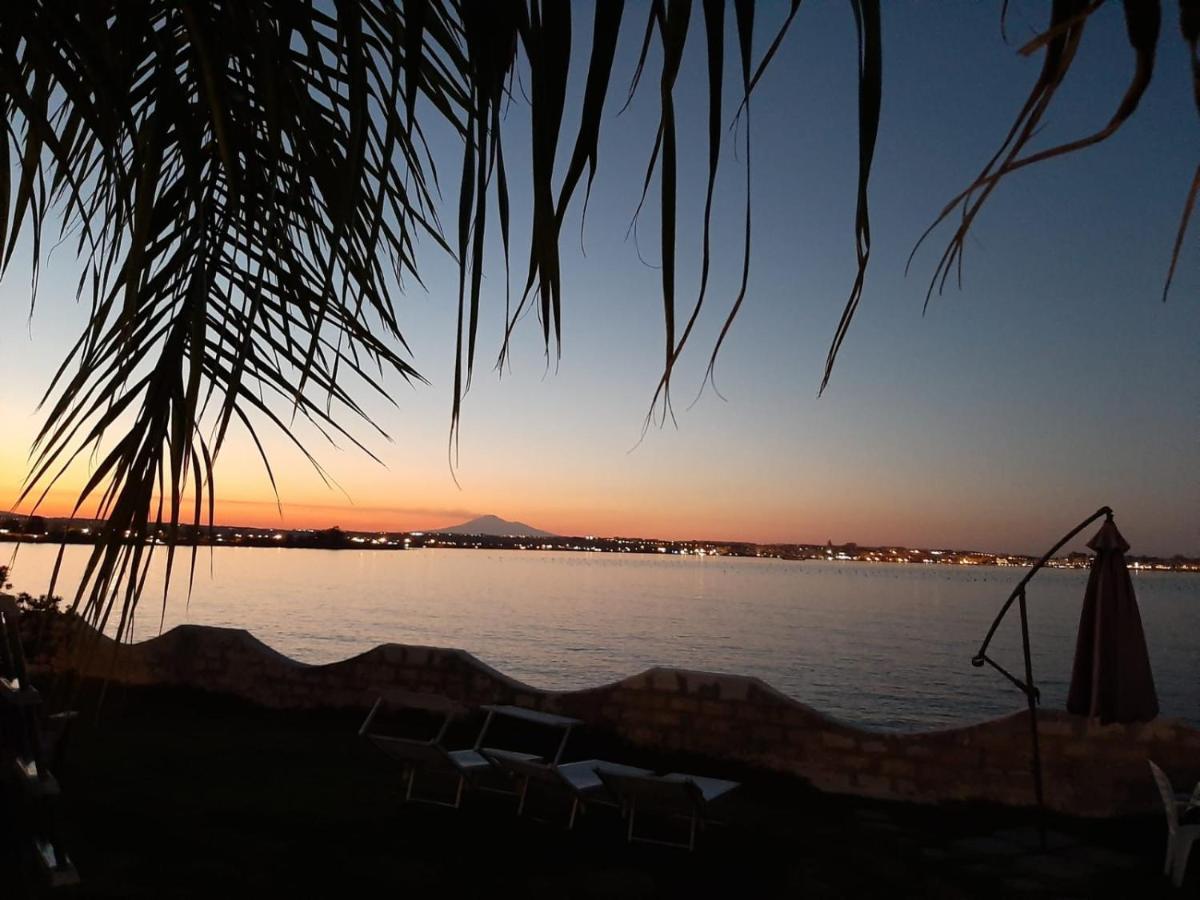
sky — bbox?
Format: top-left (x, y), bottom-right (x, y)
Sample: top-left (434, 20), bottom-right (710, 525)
top-left (0, 3), bottom-right (1197, 557)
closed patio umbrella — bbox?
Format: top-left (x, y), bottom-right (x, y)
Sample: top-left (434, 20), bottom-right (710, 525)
top-left (1066, 516), bottom-right (1159, 723)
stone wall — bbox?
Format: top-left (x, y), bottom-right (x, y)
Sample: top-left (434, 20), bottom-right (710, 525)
top-left (36, 621), bottom-right (1200, 817)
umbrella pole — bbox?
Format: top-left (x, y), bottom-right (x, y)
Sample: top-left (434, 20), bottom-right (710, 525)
top-left (1017, 588), bottom-right (1047, 851)
top-left (972, 507), bottom-right (1112, 853)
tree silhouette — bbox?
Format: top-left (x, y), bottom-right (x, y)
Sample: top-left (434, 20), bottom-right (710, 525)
top-left (0, 1), bottom-right (1194, 636)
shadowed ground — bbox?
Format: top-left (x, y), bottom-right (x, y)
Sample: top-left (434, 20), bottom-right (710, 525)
top-left (3, 684), bottom-right (1188, 898)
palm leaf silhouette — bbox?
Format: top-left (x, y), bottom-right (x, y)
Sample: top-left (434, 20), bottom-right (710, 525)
top-left (0, 1), bottom-right (1193, 638)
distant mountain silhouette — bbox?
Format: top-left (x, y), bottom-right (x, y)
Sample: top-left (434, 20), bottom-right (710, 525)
top-left (431, 514), bottom-right (555, 538)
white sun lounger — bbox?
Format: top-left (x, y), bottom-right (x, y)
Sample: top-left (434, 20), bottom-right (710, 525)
top-left (359, 693), bottom-right (540, 808)
top-left (475, 704), bottom-right (582, 765)
top-left (597, 769), bottom-right (740, 851)
top-left (483, 752), bottom-right (653, 828)
top-left (1150, 760), bottom-right (1200, 888)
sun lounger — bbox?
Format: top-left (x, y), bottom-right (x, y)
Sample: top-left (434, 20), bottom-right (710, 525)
top-left (483, 752), bottom-right (652, 828)
top-left (597, 769), bottom-right (740, 850)
top-left (366, 736), bottom-right (540, 807)
top-left (358, 692), bottom-right (540, 808)
top-left (475, 704), bottom-right (582, 765)
top-left (1150, 760), bottom-right (1200, 888)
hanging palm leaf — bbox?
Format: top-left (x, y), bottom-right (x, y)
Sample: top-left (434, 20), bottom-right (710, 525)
top-left (0, 0), bottom-right (1193, 639)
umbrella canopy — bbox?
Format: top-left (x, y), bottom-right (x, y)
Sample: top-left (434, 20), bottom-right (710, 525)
top-left (1066, 517), bottom-right (1159, 723)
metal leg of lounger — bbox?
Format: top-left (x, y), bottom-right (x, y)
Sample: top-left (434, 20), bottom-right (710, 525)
top-left (567, 797), bottom-right (580, 831)
top-left (624, 802), bottom-right (703, 850)
top-left (551, 725), bottom-right (574, 765)
top-left (517, 778), bottom-right (530, 816)
top-left (358, 698), bottom-right (383, 737)
top-left (404, 768), bottom-right (464, 808)
top-left (472, 709), bottom-right (496, 751)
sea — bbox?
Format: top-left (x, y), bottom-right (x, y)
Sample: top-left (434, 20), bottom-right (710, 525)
top-left (4, 544), bottom-right (1196, 732)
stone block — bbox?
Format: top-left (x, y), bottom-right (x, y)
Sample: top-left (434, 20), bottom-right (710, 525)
top-left (1036, 719), bottom-right (1079, 737)
top-left (471, 674), bottom-right (497, 693)
top-left (642, 669), bottom-right (683, 693)
top-left (925, 748), bottom-right (984, 768)
top-left (1136, 724), bottom-right (1177, 744)
top-left (649, 711), bottom-right (682, 729)
top-left (853, 773), bottom-right (893, 795)
top-left (697, 718), bottom-right (733, 737)
top-left (881, 758), bottom-right (916, 778)
top-left (380, 645), bottom-right (408, 665)
top-left (405, 648), bottom-right (430, 667)
top-left (751, 724), bottom-right (785, 744)
top-left (837, 754), bottom-right (873, 772)
top-left (699, 700), bottom-right (728, 718)
top-left (1061, 740), bottom-right (1101, 759)
top-left (706, 674), bottom-right (752, 702)
top-left (820, 732), bottom-right (857, 751)
top-left (733, 703), bottom-right (766, 721)
top-left (599, 704), bottom-right (625, 721)
top-left (628, 690), bottom-right (668, 711)
top-left (890, 778), bottom-right (920, 798)
top-left (785, 726), bottom-right (816, 744)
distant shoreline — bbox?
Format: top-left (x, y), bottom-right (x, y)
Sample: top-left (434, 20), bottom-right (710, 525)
top-left (1, 531), bottom-right (1196, 573)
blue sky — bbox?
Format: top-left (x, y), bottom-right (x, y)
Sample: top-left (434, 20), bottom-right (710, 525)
top-left (0, 2), bottom-right (1196, 556)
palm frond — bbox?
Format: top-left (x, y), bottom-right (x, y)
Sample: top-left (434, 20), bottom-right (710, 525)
top-left (913, 0), bottom-right (1195, 309)
top-left (3, 1), bottom-right (430, 636)
top-left (0, 0), bottom-right (1193, 640)
top-left (1164, 0), bottom-right (1200, 300)
top-left (821, 0), bottom-right (881, 396)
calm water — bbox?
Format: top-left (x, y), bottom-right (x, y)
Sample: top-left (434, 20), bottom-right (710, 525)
top-left (4, 545), bottom-right (1196, 731)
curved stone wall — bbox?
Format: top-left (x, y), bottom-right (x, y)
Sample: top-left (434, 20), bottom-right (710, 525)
top-left (37, 622), bottom-right (1200, 817)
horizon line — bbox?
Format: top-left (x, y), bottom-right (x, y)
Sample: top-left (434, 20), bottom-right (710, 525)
top-left (2, 509), bottom-right (1197, 564)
